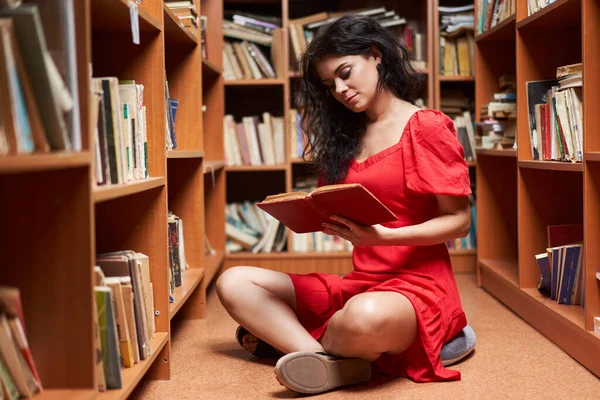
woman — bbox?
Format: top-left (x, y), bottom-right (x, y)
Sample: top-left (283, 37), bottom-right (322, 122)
top-left (217, 14), bottom-right (476, 395)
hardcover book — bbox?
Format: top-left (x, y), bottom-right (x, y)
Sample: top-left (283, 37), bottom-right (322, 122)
top-left (256, 183), bottom-right (397, 234)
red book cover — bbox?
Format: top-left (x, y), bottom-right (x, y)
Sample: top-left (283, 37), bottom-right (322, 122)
top-left (256, 183), bottom-right (397, 234)
top-left (547, 224), bottom-right (583, 248)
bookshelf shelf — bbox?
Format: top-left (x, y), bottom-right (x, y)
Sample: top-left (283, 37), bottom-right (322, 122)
top-left (467, 160), bottom-right (477, 167)
top-left (438, 75), bottom-right (475, 82)
top-left (203, 160), bottom-right (226, 174)
top-left (522, 288), bottom-right (585, 329)
top-left (202, 59), bottom-right (221, 76)
top-left (170, 267), bottom-right (206, 319)
top-left (167, 150), bottom-right (205, 159)
top-left (288, 71), bottom-right (302, 78)
top-left (35, 390), bottom-right (97, 400)
top-left (476, 14), bottom-right (516, 43)
top-left (91, 0), bottom-right (161, 32)
top-left (163, 3), bottom-right (198, 45)
top-left (93, 177), bottom-right (166, 203)
top-left (480, 258), bottom-right (519, 286)
top-left (226, 165), bottom-right (287, 172)
top-left (224, 78), bottom-right (286, 86)
top-left (518, 160), bottom-right (583, 172)
top-left (476, 149), bottom-right (517, 157)
top-left (0, 152), bottom-right (91, 174)
top-left (585, 152), bottom-right (600, 161)
top-left (516, 0), bottom-right (581, 29)
top-left (96, 332), bottom-right (169, 400)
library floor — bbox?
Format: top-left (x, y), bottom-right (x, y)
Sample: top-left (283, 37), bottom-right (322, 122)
top-left (132, 274), bottom-right (600, 399)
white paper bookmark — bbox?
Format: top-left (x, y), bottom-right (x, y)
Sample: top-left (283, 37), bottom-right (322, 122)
top-left (129, 1), bottom-right (140, 45)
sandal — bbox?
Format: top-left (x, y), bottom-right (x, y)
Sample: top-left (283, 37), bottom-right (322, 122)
top-left (235, 325), bottom-right (282, 358)
top-left (275, 351), bottom-right (371, 394)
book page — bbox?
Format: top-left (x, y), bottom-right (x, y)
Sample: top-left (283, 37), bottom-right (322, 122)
top-left (261, 191), bottom-right (308, 202)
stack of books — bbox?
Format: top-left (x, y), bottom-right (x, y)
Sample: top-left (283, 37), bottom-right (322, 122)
top-left (95, 251), bottom-right (156, 390)
top-left (535, 224), bottom-right (584, 307)
top-left (526, 63), bottom-right (583, 162)
top-left (287, 7), bottom-right (424, 72)
top-left (0, 3), bottom-right (81, 155)
top-left (225, 201), bottom-right (288, 254)
top-left (0, 286), bottom-right (42, 398)
top-left (477, 74), bottom-right (517, 150)
top-left (477, 0), bottom-right (516, 34)
top-left (91, 78), bottom-right (148, 186)
top-left (439, 4), bottom-right (475, 77)
top-left (223, 113), bottom-right (285, 166)
top-left (165, 0), bottom-right (199, 36)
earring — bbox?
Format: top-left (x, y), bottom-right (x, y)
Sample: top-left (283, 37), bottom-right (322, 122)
top-left (377, 63), bottom-right (382, 69)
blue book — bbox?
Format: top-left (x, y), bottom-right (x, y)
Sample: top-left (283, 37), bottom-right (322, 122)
top-left (535, 253), bottom-right (552, 294)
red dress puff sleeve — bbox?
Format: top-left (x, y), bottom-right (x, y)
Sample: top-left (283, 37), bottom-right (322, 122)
top-left (402, 110), bottom-right (472, 196)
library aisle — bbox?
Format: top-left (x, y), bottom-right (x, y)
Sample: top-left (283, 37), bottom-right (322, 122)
top-left (132, 275), bottom-right (600, 399)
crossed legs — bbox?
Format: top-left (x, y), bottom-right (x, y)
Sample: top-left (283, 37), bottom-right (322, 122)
top-left (216, 266), bottom-right (418, 361)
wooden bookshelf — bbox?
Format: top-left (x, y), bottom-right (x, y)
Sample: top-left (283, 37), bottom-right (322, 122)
top-left (0, 0), bottom-right (228, 397)
top-left (167, 150), bottom-right (205, 159)
top-left (202, 58), bottom-right (221, 76)
top-left (93, 177), bottom-right (166, 203)
top-left (170, 268), bottom-right (206, 319)
top-left (475, 0), bottom-right (600, 377)
top-left (0, 152), bottom-right (91, 174)
top-left (203, 159), bottom-right (226, 173)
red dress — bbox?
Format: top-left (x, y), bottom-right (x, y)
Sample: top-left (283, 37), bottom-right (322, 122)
top-left (287, 109), bottom-right (471, 382)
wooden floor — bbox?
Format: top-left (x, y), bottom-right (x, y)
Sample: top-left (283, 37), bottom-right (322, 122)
top-left (133, 274), bottom-right (600, 399)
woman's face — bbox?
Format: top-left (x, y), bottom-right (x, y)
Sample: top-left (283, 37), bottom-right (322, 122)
top-left (315, 53), bottom-right (381, 112)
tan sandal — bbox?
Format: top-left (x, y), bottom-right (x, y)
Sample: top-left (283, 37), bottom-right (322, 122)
top-left (275, 351), bottom-right (371, 394)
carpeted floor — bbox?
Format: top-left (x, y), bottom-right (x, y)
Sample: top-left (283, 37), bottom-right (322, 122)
top-left (132, 274), bottom-right (600, 399)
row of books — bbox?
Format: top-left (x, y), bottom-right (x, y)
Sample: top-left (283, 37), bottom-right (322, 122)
top-left (223, 12), bottom-right (280, 47)
top-left (526, 63), bottom-right (582, 162)
top-left (477, 0), bottom-right (516, 34)
top-left (91, 77), bottom-right (148, 186)
top-left (527, 0), bottom-right (556, 16)
top-left (226, 201), bottom-right (288, 254)
top-left (476, 74), bottom-right (517, 150)
top-left (165, 1), bottom-right (200, 37)
top-left (535, 224), bottom-right (584, 307)
top-left (439, 4), bottom-right (475, 77)
top-left (95, 251), bottom-right (156, 390)
top-left (0, 287), bottom-right (42, 399)
top-left (168, 212), bottom-right (188, 298)
top-left (287, 7), bottom-right (417, 69)
top-left (0, 2), bottom-right (81, 156)
top-left (222, 39), bottom-right (280, 81)
top-left (223, 113), bottom-right (285, 166)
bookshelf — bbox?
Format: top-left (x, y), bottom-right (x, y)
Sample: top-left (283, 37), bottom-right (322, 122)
top-left (0, 0), bottom-right (226, 397)
top-left (221, 0), bottom-right (480, 273)
top-left (476, 0), bottom-right (600, 377)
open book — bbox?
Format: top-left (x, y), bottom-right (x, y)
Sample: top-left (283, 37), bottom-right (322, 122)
top-left (256, 183), bottom-right (397, 234)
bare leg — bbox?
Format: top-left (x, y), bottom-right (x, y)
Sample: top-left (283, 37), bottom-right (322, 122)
top-left (216, 266), bottom-right (324, 354)
top-left (321, 291), bottom-right (417, 361)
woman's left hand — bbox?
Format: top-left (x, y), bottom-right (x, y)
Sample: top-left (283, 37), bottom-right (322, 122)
top-left (321, 215), bottom-right (390, 246)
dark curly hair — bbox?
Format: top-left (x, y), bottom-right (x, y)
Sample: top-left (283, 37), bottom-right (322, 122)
top-left (297, 14), bottom-right (425, 185)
